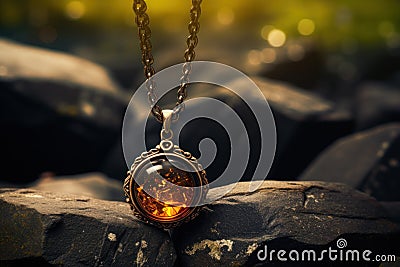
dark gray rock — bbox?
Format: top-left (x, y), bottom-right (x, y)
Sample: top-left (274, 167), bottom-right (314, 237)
top-left (29, 172), bottom-right (123, 202)
top-left (355, 82), bottom-right (400, 130)
top-left (188, 77), bottom-right (353, 181)
top-left (258, 40), bottom-right (325, 90)
top-left (253, 77), bottom-right (353, 180)
top-left (101, 140), bottom-right (127, 181)
top-left (0, 188), bottom-right (176, 266)
top-left (300, 123), bottom-right (400, 201)
top-left (112, 76), bottom-right (353, 183)
top-left (361, 47), bottom-right (400, 83)
top-left (380, 202), bottom-right (400, 226)
top-left (0, 39), bottom-right (128, 182)
top-left (172, 181), bottom-right (399, 266)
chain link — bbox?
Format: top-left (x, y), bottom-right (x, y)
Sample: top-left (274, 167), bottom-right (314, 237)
top-left (133, 0), bottom-right (202, 123)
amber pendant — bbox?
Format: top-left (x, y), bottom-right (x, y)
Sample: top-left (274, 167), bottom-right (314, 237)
top-left (124, 111), bottom-right (208, 229)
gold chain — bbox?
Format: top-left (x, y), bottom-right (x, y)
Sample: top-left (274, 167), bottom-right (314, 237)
top-left (133, 0), bottom-right (202, 123)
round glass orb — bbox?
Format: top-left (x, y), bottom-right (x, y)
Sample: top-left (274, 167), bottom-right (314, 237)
top-left (132, 153), bottom-right (202, 223)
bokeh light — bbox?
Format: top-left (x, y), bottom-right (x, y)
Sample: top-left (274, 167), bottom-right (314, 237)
top-left (268, 29), bottom-right (286, 47)
top-left (298, 19), bottom-right (315, 36)
top-left (261, 25), bottom-right (274, 41)
top-left (65, 1), bottom-right (86, 20)
top-left (0, 0), bottom-right (398, 86)
top-left (217, 8), bottom-right (234, 26)
top-left (247, 50), bottom-right (261, 65)
top-left (261, 48), bottom-right (276, 63)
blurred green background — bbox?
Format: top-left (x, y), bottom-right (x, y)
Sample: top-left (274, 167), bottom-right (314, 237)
top-left (1, 0), bottom-right (399, 95)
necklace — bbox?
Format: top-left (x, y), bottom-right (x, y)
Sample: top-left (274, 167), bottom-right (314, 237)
top-left (123, 0), bottom-right (209, 229)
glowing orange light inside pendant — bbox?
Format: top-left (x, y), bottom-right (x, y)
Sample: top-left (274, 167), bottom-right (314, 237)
top-left (134, 163), bottom-right (196, 221)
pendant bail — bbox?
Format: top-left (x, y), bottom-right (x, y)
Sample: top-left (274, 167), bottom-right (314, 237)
top-left (161, 110), bottom-right (174, 140)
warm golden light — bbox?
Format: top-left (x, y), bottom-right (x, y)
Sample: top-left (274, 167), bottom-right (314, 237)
top-left (261, 48), bottom-right (276, 63)
top-left (81, 102), bottom-right (96, 116)
top-left (134, 160), bottom-right (195, 220)
top-left (217, 8), bottom-right (234, 26)
top-left (247, 50), bottom-right (261, 65)
top-left (268, 29), bottom-right (286, 47)
top-left (298, 19), bottom-right (315, 36)
top-left (261, 25), bottom-right (274, 41)
top-left (65, 1), bottom-right (86, 20)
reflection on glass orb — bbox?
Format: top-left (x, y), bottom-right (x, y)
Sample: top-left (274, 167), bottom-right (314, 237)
top-left (133, 157), bottom-right (197, 221)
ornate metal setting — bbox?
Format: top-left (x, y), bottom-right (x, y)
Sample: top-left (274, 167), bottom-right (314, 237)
top-left (124, 141), bottom-right (208, 229)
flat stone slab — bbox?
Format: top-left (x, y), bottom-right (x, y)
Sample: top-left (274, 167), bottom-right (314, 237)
top-left (0, 189), bottom-right (176, 266)
top-left (2, 182), bottom-right (399, 266)
top-left (172, 181), bottom-right (399, 266)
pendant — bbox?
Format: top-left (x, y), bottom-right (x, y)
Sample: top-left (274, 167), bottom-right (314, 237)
top-left (124, 110), bottom-right (208, 229)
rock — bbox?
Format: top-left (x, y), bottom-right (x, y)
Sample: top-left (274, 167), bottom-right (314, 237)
top-left (361, 47), bottom-right (400, 82)
top-left (69, 38), bottom-right (143, 90)
top-left (253, 77), bottom-right (353, 180)
top-left (171, 181), bottom-right (399, 266)
top-left (300, 123), bottom-right (400, 201)
top-left (117, 76), bottom-right (353, 183)
top-left (101, 140), bottom-right (127, 181)
top-left (258, 40), bottom-right (325, 90)
top-left (0, 188), bottom-right (176, 266)
top-left (380, 202), bottom-right (400, 226)
top-left (355, 82), bottom-right (400, 130)
top-left (0, 38), bottom-right (128, 183)
top-left (186, 77), bottom-right (353, 181)
top-left (29, 172), bottom-right (123, 201)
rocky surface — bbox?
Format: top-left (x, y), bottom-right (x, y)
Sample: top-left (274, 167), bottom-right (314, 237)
top-left (252, 77), bottom-right (353, 180)
top-left (258, 41), bottom-right (325, 90)
top-left (380, 202), bottom-right (400, 226)
top-left (30, 173), bottom-right (123, 202)
top-left (1, 38), bottom-right (398, 266)
top-left (0, 188), bottom-right (176, 266)
top-left (172, 181), bottom-right (399, 266)
top-left (355, 82), bottom-right (400, 130)
top-left (300, 123), bottom-right (400, 201)
top-left (0, 39), bottom-right (128, 182)
top-left (1, 181), bottom-right (399, 266)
